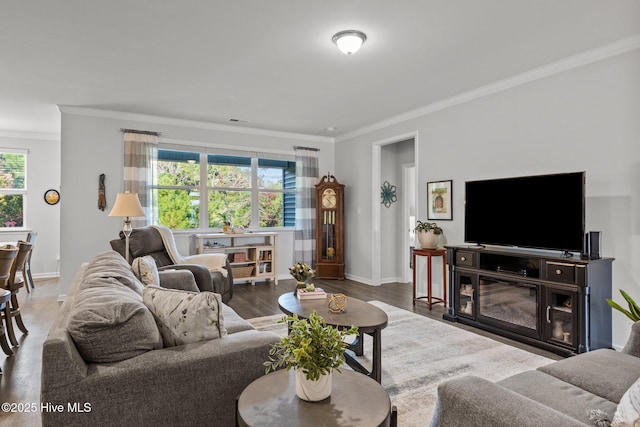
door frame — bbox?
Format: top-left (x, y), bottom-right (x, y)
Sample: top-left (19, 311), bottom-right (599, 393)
top-left (371, 131), bottom-right (419, 286)
top-left (402, 162), bottom-right (415, 283)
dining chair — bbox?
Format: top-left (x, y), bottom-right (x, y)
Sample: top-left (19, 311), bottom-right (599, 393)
top-left (5, 241), bottom-right (32, 344)
top-left (0, 246), bottom-right (18, 355)
top-left (0, 290), bottom-right (13, 358)
top-left (22, 231), bottom-right (37, 292)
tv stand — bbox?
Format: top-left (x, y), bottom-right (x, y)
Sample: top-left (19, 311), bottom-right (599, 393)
top-left (445, 245), bottom-right (613, 355)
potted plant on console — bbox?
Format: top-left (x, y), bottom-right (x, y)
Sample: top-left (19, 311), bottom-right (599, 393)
top-left (415, 220), bottom-right (443, 249)
top-left (264, 311), bottom-right (358, 401)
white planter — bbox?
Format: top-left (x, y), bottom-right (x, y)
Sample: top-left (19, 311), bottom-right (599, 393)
top-left (417, 230), bottom-right (439, 249)
top-left (295, 369), bottom-right (332, 402)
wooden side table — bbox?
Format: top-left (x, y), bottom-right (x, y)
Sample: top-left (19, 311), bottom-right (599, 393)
top-left (237, 369), bottom-right (396, 427)
top-left (412, 248), bottom-right (447, 309)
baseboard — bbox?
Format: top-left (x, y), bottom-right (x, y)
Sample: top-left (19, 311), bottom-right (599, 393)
top-left (344, 273), bottom-right (376, 286)
top-left (33, 272), bottom-right (60, 279)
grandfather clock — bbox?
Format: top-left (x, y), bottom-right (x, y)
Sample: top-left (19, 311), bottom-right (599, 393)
top-left (315, 174), bottom-right (345, 279)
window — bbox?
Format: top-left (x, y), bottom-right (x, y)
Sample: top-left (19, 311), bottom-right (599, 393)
top-left (0, 151), bottom-right (26, 228)
top-left (155, 148), bottom-right (295, 230)
top-left (156, 150), bottom-right (200, 229)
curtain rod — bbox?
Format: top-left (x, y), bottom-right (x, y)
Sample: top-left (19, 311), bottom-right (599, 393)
top-left (293, 146), bottom-right (320, 152)
top-left (120, 128), bottom-right (162, 136)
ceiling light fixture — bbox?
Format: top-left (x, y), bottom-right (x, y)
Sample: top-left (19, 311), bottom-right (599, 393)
top-left (332, 30), bottom-right (367, 55)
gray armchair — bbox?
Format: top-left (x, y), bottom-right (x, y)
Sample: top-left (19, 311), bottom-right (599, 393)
top-left (110, 226), bottom-right (233, 302)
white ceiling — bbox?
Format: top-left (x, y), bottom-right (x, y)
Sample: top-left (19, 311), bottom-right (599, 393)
top-left (1, 1), bottom-right (639, 138)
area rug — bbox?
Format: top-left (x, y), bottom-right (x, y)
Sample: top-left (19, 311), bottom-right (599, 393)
top-left (247, 300), bottom-right (555, 427)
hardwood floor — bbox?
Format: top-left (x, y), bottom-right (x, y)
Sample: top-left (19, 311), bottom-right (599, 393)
top-left (228, 277), bottom-right (563, 362)
top-left (0, 276), bottom-right (561, 427)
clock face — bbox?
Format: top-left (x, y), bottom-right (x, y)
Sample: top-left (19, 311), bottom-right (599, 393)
top-left (322, 189), bottom-right (337, 209)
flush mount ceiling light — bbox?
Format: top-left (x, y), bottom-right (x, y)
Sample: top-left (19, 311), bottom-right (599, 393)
top-left (332, 30), bottom-right (367, 55)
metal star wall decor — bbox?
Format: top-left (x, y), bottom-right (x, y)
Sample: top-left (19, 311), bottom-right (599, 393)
top-left (381, 181), bottom-right (397, 208)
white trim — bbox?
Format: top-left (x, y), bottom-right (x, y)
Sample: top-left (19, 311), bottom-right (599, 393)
top-left (344, 272), bottom-right (376, 286)
top-left (0, 130), bottom-right (59, 141)
top-left (337, 34), bottom-right (640, 142)
top-left (57, 106), bottom-right (334, 143)
top-left (160, 137), bottom-right (296, 159)
top-left (0, 147), bottom-right (29, 154)
top-left (402, 162), bottom-right (415, 284)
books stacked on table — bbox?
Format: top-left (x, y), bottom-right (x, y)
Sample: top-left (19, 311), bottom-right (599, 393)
top-left (297, 288), bottom-right (327, 300)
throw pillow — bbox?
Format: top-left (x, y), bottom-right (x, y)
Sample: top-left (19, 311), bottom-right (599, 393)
top-left (612, 376), bottom-right (640, 426)
top-left (132, 255), bottom-right (160, 287)
top-left (67, 279), bottom-right (163, 363)
top-left (142, 286), bottom-right (227, 347)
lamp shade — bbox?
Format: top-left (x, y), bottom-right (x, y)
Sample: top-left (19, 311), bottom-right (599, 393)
top-left (332, 30), bottom-right (367, 55)
top-left (109, 192), bottom-right (145, 217)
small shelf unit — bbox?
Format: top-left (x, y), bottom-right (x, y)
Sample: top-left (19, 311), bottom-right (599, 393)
top-left (194, 232), bottom-right (278, 285)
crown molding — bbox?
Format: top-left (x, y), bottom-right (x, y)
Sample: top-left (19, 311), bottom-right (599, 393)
top-left (57, 106), bottom-right (334, 144)
top-left (336, 34), bottom-right (640, 142)
top-left (0, 130), bottom-right (60, 141)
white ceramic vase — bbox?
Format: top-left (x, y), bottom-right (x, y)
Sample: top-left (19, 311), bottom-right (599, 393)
top-left (418, 230), bottom-right (439, 249)
top-left (295, 369), bottom-right (332, 402)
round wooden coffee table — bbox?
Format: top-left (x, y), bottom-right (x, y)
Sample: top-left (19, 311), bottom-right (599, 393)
top-left (278, 292), bottom-right (388, 383)
top-left (237, 369), bottom-right (394, 427)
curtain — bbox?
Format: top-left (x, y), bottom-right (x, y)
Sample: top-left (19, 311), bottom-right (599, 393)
top-left (294, 148), bottom-right (319, 266)
top-left (123, 131), bottom-right (158, 227)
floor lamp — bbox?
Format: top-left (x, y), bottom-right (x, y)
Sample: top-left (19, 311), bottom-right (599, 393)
top-left (109, 192), bottom-right (145, 263)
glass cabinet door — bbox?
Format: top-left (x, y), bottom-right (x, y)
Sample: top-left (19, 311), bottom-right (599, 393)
top-left (545, 288), bottom-right (577, 347)
top-left (456, 273), bottom-right (476, 318)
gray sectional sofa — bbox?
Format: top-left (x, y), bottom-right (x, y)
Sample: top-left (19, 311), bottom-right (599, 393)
top-left (430, 322), bottom-right (640, 426)
top-left (41, 251), bottom-right (280, 427)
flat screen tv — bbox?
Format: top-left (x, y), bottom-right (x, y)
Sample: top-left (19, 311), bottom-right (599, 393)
top-left (464, 172), bottom-right (585, 253)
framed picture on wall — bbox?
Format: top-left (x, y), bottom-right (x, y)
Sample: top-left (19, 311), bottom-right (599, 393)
top-left (427, 180), bottom-right (452, 220)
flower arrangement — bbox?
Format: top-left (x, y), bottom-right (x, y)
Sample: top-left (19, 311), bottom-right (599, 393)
top-left (289, 262), bottom-right (314, 282)
top-left (289, 262), bottom-right (314, 295)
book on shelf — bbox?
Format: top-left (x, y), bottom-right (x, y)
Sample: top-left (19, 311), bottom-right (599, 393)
top-left (297, 288), bottom-right (327, 300)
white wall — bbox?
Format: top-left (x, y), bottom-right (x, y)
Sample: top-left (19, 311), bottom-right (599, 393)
top-left (0, 134), bottom-right (60, 278)
top-left (59, 110), bottom-right (334, 294)
top-left (336, 48), bottom-right (640, 349)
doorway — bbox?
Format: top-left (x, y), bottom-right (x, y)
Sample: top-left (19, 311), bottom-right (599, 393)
top-left (373, 133), bottom-right (417, 285)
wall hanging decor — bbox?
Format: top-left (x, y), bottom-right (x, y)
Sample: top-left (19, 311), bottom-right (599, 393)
top-left (44, 189), bottom-right (60, 205)
top-left (98, 173), bottom-right (106, 211)
top-left (380, 181), bottom-right (397, 208)
top-left (427, 180), bottom-right (452, 220)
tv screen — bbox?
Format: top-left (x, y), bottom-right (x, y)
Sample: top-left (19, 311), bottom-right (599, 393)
top-left (464, 172), bottom-right (585, 252)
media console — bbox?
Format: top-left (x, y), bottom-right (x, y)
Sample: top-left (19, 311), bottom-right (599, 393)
top-left (445, 245), bottom-right (613, 355)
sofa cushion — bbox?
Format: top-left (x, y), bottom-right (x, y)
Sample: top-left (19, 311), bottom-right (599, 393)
top-left (538, 349), bottom-right (640, 404)
top-left (612, 376), bottom-right (640, 426)
top-left (499, 370), bottom-right (618, 425)
top-left (132, 255), bottom-right (160, 286)
top-left (158, 269), bottom-right (200, 292)
top-left (81, 250), bottom-right (145, 294)
top-left (67, 279), bottom-right (163, 363)
top-left (142, 286), bottom-right (227, 347)
top-left (222, 303), bottom-right (255, 334)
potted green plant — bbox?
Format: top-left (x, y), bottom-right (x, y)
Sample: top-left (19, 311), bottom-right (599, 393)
top-left (607, 289), bottom-right (640, 322)
top-left (264, 311), bottom-right (358, 401)
top-left (414, 220), bottom-right (443, 249)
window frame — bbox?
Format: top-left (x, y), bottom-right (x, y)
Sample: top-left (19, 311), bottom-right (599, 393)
top-left (0, 149), bottom-right (28, 229)
top-left (154, 147), bottom-right (295, 231)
